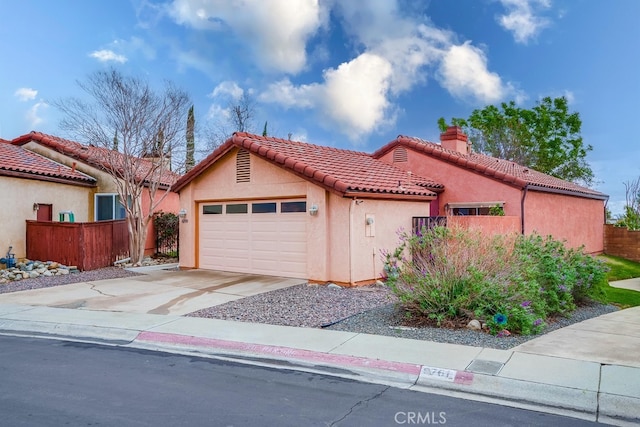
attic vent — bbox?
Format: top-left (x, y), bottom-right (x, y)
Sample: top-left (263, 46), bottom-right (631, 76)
top-left (236, 149), bottom-right (250, 183)
top-left (393, 147), bottom-right (408, 163)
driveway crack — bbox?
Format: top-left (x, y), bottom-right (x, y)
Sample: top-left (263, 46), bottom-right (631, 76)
top-left (329, 385), bottom-right (390, 426)
top-left (89, 284), bottom-right (116, 297)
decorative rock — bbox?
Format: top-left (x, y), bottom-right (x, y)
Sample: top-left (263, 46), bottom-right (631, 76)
top-left (36, 268), bottom-right (46, 274)
top-left (29, 271), bottom-right (40, 279)
top-left (21, 272), bottom-right (29, 279)
top-left (327, 283), bottom-right (342, 289)
top-left (375, 280), bottom-right (386, 287)
top-left (58, 269), bottom-right (69, 275)
top-left (43, 270), bottom-right (53, 277)
top-left (48, 262), bottom-right (59, 270)
top-left (466, 319), bottom-right (482, 331)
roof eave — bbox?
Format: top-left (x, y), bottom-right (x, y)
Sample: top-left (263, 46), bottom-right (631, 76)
top-left (0, 169), bottom-right (97, 187)
top-left (343, 191), bottom-right (436, 201)
top-left (525, 184), bottom-right (609, 201)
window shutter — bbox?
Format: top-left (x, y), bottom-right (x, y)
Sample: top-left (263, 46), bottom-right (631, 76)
top-left (236, 149), bottom-right (250, 183)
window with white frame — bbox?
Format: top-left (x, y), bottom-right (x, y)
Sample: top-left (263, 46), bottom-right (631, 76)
top-left (95, 194), bottom-right (126, 221)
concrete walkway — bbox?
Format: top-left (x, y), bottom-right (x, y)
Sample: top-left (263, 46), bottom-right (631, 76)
top-left (0, 272), bottom-right (638, 425)
top-left (0, 269), bottom-right (305, 315)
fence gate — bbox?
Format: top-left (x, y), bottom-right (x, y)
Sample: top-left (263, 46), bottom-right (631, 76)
top-left (154, 212), bottom-right (179, 257)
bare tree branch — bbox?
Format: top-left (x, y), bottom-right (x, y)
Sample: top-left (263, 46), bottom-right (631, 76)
top-left (54, 68), bottom-right (190, 264)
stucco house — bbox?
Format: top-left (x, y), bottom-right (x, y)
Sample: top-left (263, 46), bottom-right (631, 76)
top-left (372, 127), bottom-right (608, 254)
top-left (9, 132), bottom-right (181, 256)
top-left (174, 128), bottom-right (607, 284)
top-left (0, 140), bottom-right (97, 258)
top-left (172, 132), bottom-right (444, 284)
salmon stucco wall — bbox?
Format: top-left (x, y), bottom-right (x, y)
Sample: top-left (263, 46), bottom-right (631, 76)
top-left (324, 196), bottom-right (432, 284)
top-left (0, 176), bottom-right (91, 260)
top-left (447, 216), bottom-right (521, 235)
top-left (378, 148), bottom-right (523, 216)
top-left (523, 190), bottom-right (605, 253)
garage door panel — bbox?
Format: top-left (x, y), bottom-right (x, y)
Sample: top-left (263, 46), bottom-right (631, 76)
top-left (199, 200), bottom-right (307, 278)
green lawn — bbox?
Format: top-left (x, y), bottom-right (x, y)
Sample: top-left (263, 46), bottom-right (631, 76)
top-left (596, 255), bottom-right (640, 308)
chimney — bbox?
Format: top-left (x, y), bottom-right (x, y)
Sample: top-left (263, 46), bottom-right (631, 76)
top-left (440, 126), bottom-right (469, 154)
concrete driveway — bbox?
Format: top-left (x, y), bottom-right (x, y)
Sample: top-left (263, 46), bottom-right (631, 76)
top-left (0, 268), bottom-right (305, 315)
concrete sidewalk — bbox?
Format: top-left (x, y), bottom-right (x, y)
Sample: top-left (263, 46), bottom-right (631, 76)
top-left (0, 301), bottom-right (638, 425)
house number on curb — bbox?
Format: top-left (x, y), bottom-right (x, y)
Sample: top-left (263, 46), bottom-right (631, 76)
top-left (420, 366), bottom-right (474, 385)
top-left (420, 366), bottom-right (457, 382)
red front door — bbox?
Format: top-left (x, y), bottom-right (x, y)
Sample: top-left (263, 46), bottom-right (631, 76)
top-left (37, 204), bottom-right (52, 221)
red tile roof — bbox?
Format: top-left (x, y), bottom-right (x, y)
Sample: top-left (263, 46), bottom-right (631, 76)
top-left (372, 136), bottom-right (608, 200)
top-left (0, 140), bottom-right (96, 186)
top-left (12, 132), bottom-right (179, 188)
top-left (173, 132), bottom-right (443, 199)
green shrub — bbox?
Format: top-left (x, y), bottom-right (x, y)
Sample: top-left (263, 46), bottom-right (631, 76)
top-left (382, 226), bottom-right (608, 336)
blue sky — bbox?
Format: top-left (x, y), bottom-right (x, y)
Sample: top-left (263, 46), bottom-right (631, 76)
top-left (1, 0), bottom-right (638, 215)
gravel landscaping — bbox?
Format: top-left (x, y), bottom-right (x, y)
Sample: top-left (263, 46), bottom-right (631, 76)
top-left (187, 282), bottom-right (619, 350)
top-left (0, 267), bottom-right (620, 350)
top-left (0, 267), bottom-right (143, 294)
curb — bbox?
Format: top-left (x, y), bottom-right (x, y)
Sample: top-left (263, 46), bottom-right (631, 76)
top-left (131, 331), bottom-right (640, 425)
top-left (132, 331), bottom-right (422, 388)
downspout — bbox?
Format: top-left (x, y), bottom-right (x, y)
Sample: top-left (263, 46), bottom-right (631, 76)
top-left (520, 184), bottom-right (529, 234)
top-left (349, 198), bottom-right (356, 286)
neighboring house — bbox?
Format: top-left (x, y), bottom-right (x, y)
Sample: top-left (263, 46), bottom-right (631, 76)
top-left (174, 129), bottom-right (608, 284)
top-left (0, 140), bottom-right (97, 258)
top-left (11, 132), bottom-right (180, 255)
top-left (172, 132), bottom-right (444, 284)
top-left (372, 126), bottom-right (608, 254)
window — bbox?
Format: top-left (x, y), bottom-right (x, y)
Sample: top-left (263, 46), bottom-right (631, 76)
top-left (226, 203), bottom-right (248, 214)
top-left (252, 202), bottom-right (277, 214)
top-left (203, 205), bottom-right (223, 214)
top-left (448, 202), bottom-right (503, 216)
top-left (281, 201), bottom-right (307, 213)
top-left (452, 207), bottom-right (490, 216)
top-left (95, 194), bottom-right (126, 221)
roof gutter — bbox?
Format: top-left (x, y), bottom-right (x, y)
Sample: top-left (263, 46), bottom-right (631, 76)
top-left (525, 184), bottom-right (609, 201)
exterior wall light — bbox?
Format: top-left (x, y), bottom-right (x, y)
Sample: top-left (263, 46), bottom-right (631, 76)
top-left (178, 208), bottom-right (187, 219)
top-left (309, 204), bottom-right (319, 216)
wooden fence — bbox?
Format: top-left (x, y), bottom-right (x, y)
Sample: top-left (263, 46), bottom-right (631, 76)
top-left (604, 224), bottom-right (640, 262)
top-left (26, 220), bottom-right (129, 271)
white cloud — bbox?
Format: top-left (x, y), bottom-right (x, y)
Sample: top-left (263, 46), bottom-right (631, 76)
top-left (89, 49), bottom-right (128, 63)
top-left (173, 0), bottom-right (515, 140)
top-left (26, 101), bottom-right (48, 128)
top-left (497, 0), bottom-right (551, 44)
top-left (438, 42), bottom-right (510, 104)
top-left (260, 78), bottom-right (317, 109)
top-left (262, 53), bottom-right (394, 141)
top-left (169, 0), bottom-right (326, 74)
top-left (206, 103), bottom-right (230, 121)
top-left (210, 81), bottom-right (244, 101)
top-left (320, 53), bottom-right (394, 139)
top-left (14, 88), bottom-right (38, 101)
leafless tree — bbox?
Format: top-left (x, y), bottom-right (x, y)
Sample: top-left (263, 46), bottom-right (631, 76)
top-left (55, 69), bottom-right (190, 264)
top-left (202, 92), bottom-right (257, 154)
top-left (620, 176), bottom-right (640, 230)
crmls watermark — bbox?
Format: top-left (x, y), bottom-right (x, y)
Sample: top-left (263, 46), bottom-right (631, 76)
top-left (394, 411), bottom-right (447, 424)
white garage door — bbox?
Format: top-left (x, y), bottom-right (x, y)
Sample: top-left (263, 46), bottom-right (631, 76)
top-left (199, 200), bottom-right (307, 278)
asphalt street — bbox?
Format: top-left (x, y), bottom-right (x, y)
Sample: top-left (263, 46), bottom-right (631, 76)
top-left (0, 335), bottom-right (605, 426)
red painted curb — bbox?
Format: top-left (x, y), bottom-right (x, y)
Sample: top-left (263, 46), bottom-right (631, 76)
top-left (136, 331), bottom-right (422, 375)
